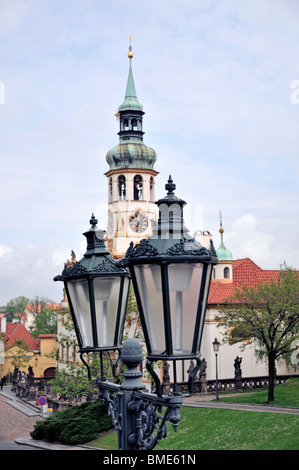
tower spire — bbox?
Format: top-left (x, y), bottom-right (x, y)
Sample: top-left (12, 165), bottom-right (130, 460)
top-left (216, 211), bottom-right (233, 261)
top-left (118, 35), bottom-right (143, 113)
top-left (106, 36), bottom-right (157, 171)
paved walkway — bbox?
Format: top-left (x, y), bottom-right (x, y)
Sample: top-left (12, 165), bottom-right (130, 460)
top-left (1, 386), bottom-right (298, 450)
top-left (0, 387), bottom-right (94, 450)
top-left (0, 387), bottom-right (43, 450)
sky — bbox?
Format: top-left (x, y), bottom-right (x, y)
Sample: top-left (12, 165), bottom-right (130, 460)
top-left (0, 0), bottom-right (299, 306)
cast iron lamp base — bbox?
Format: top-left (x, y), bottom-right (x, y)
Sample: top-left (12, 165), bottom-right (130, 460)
top-left (96, 338), bottom-right (183, 450)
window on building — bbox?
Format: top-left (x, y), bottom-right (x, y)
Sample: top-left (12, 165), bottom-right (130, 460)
top-left (224, 267), bottom-right (230, 278)
top-left (134, 175), bottom-right (143, 200)
top-left (109, 177), bottom-right (113, 202)
top-left (150, 176), bottom-right (154, 201)
top-left (118, 175), bottom-right (126, 200)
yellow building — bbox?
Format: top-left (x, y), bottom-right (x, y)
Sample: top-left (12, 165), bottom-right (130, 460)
top-left (0, 316), bottom-right (57, 381)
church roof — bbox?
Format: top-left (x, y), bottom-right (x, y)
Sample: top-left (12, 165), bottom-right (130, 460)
top-left (216, 228), bottom-right (233, 261)
top-left (208, 258), bottom-right (280, 304)
top-left (106, 142), bottom-right (157, 171)
top-left (232, 258), bottom-right (279, 287)
top-left (106, 39), bottom-right (157, 172)
top-left (118, 60), bottom-right (143, 112)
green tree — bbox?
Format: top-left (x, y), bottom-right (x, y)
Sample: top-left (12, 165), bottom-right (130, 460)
top-left (50, 363), bottom-right (92, 402)
top-left (10, 339), bottom-right (31, 370)
top-left (215, 265), bottom-right (299, 403)
top-left (31, 307), bottom-right (57, 338)
top-left (5, 296), bottom-right (29, 322)
top-left (29, 295), bottom-right (54, 317)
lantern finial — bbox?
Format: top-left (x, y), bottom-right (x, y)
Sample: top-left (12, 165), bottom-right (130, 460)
top-left (165, 175), bottom-right (176, 196)
top-left (90, 213), bottom-right (98, 228)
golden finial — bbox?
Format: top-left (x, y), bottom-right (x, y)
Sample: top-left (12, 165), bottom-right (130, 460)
top-left (128, 34), bottom-right (133, 59)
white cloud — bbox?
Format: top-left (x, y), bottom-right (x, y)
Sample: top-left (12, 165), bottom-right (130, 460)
top-left (225, 214), bottom-right (274, 267)
top-left (0, 245), bottom-right (68, 306)
top-left (0, 245), bottom-right (12, 257)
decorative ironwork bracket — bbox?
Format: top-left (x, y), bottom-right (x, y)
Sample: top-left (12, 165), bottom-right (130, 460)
top-left (95, 338), bottom-right (184, 450)
top-left (97, 379), bottom-right (183, 450)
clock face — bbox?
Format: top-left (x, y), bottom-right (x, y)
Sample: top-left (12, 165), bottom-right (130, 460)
top-left (129, 210), bottom-right (148, 233)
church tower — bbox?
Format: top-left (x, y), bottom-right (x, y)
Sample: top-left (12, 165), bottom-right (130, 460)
top-left (105, 38), bottom-right (158, 259)
top-left (213, 211), bottom-right (233, 282)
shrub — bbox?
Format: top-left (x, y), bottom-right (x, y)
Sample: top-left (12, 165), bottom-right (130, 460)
top-left (30, 399), bottom-right (113, 445)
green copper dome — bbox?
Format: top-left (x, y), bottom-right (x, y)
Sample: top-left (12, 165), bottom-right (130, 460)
top-left (106, 142), bottom-right (157, 171)
top-left (216, 228), bottom-right (233, 261)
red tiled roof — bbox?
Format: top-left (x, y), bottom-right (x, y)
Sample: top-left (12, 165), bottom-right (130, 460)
top-left (208, 281), bottom-right (241, 304)
top-left (232, 258), bottom-right (279, 287)
top-left (4, 322), bottom-right (39, 352)
top-left (208, 258), bottom-right (281, 304)
top-left (26, 303), bottom-right (61, 313)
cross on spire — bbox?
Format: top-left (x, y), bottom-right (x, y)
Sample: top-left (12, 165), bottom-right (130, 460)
top-left (128, 34), bottom-right (133, 59)
top-left (219, 210), bottom-right (223, 229)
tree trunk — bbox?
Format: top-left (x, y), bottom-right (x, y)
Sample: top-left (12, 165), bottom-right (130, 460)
top-left (267, 351), bottom-right (275, 403)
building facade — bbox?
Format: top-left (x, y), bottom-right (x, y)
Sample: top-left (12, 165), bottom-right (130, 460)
top-left (201, 225), bottom-right (297, 381)
top-left (0, 315), bottom-right (57, 380)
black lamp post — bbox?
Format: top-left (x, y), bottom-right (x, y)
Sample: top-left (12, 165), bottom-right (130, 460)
top-left (54, 178), bottom-right (217, 450)
top-left (54, 214), bottom-right (130, 377)
top-left (212, 338), bottom-right (220, 401)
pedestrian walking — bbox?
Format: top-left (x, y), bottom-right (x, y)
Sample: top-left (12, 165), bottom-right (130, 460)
top-left (0, 375), bottom-right (6, 390)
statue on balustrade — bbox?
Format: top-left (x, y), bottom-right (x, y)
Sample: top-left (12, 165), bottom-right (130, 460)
top-left (234, 356), bottom-right (242, 378)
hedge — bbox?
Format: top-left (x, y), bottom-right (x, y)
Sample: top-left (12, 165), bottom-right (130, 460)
top-left (30, 399), bottom-right (113, 445)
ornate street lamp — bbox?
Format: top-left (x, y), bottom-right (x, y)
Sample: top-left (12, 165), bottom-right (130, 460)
top-left (117, 176), bottom-right (218, 394)
top-left (212, 338), bottom-right (220, 401)
top-left (54, 178), bottom-right (217, 450)
top-left (54, 214), bottom-right (130, 374)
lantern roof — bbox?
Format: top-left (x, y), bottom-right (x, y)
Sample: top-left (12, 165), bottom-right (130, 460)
top-left (54, 214), bottom-right (129, 281)
top-left (117, 177), bottom-right (218, 265)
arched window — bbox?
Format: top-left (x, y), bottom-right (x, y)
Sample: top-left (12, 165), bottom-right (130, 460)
top-left (118, 175), bottom-right (126, 201)
top-left (150, 176), bottom-right (154, 202)
top-left (134, 175), bottom-right (143, 200)
top-left (224, 267), bottom-right (230, 279)
top-left (109, 177), bottom-right (113, 202)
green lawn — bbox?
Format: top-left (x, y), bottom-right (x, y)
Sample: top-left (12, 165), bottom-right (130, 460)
top-left (88, 378), bottom-right (299, 451)
top-left (220, 377), bottom-right (299, 408)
